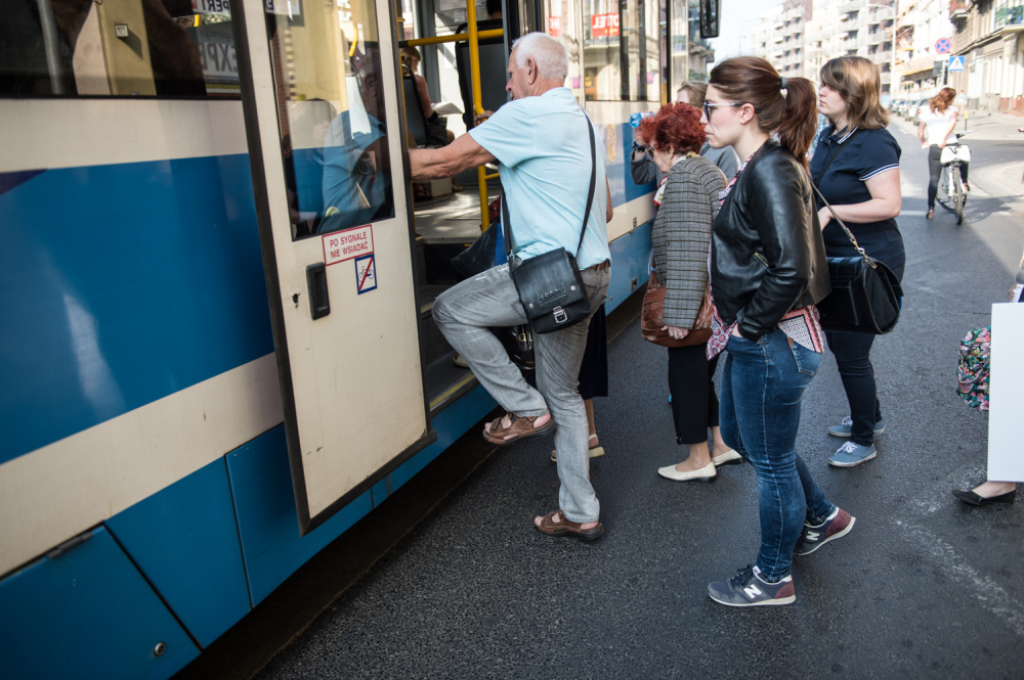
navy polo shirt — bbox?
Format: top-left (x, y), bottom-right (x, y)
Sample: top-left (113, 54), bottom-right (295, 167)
top-left (810, 126), bottom-right (905, 278)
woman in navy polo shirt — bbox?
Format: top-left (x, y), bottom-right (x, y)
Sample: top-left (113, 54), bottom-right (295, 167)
top-left (811, 56), bottom-right (904, 468)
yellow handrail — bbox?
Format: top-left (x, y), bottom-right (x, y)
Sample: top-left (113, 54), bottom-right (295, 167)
top-left (465, 0), bottom-right (491, 230)
top-left (400, 29), bottom-right (503, 48)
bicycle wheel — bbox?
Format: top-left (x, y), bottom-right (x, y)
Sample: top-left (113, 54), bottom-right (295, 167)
top-left (954, 170), bottom-right (964, 225)
top-left (937, 166), bottom-right (953, 212)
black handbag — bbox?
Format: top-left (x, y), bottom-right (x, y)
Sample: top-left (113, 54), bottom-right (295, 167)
top-left (502, 117), bottom-right (598, 334)
top-left (812, 183), bottom-right (903, 334)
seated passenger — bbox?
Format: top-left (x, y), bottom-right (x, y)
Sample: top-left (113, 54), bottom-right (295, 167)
top-left (409, 33), bottom-right (612, 541)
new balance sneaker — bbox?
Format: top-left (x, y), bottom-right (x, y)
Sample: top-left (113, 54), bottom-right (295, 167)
top-left (827, 416), bottom-right (886, 438)
top-left (794, 507), bottom-right (855, 556)
top-left (829, 441), bottom-right (877, 467)
top-left (707, 565), bottom-right (796, 607)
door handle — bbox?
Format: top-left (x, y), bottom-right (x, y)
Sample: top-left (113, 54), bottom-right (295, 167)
top-left (306, 263), bottom-right (330, 320)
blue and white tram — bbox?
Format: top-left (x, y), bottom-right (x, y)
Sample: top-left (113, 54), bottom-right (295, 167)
top-left (0, 0), bottom-right (695, 676)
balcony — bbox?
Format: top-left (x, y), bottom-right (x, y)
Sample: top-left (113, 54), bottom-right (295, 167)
top-left (949, 0), bottom-right (969, 19)
top-left (994, 1), bottom-right (1024, 29)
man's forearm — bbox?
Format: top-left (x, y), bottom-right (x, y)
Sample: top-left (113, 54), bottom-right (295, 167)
top-left (409, 133), bottom-right (496, 181)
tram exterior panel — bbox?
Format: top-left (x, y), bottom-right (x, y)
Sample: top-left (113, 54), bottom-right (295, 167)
top-left (0, 0), bottom-right (682, 673)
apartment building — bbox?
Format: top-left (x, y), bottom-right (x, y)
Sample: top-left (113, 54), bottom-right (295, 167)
top-left (949, 0), bottom-right (1024, 113)
top-left (754, 0), bottom-right (896, 94)
top-left (894, 0), bottom-right (957, 100)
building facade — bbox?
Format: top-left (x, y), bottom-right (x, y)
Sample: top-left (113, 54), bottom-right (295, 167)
top-left (949, 0), bottom-right (1024, 113)
top-left (894, 0), bottom-right (957, 101)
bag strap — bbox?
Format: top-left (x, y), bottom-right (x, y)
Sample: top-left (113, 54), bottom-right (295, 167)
top-left (812, 127), bottom-right (864, 189)
top-left (503, 115), bottom-right (597, 262)
top-left (809, 180), bottom-right (873, 268)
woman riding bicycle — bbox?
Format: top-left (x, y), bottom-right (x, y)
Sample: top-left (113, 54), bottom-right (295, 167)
top-left (918, 86), bottom-right (968, 220)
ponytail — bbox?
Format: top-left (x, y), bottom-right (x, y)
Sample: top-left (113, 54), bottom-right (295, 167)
top-left (775, 78), bottom-right (818, 166)
top-left (709, 57), bottom-right (818, 167)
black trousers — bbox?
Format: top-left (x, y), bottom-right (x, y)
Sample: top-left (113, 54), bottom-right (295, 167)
top-left (825, 330), bottom-right (882, 446)
top-left (927, 144), bottom-right (969, 209)
top-left (668, 344), bottom-right (720, 445)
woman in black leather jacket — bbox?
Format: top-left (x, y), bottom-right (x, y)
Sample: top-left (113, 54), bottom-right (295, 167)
top-left (700, 57), bottom-right (856, 608)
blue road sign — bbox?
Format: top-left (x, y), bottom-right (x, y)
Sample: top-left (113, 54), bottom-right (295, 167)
top-left (948, 55), bottom-right (965, 72)
top-left (935, 38), bottom-right (952, 54)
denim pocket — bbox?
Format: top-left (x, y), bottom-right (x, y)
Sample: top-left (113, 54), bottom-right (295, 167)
top-left (790, 340), bottom-right (822, 377)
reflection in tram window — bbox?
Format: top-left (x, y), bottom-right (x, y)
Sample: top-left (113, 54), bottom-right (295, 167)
top-left (0, 0), bottom-right (237, 97)
top-left (267, 0), bottom-right (394, 240)
top-left (545, 0), bottom-right (584, 101)
top-left (582, 0), bottom-right (659, 101)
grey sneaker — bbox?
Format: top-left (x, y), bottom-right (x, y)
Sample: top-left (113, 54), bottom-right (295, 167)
top-left (708, 565), bottom-right (796, 607)
top-left (828, 416), bottom-right (885, 438)
top-left (794, 507), bottom-right (855, 556)
top-left (829, 441), bottom-right (877, 468)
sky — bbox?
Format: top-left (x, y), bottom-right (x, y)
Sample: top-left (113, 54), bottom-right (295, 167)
top-left (707, 0), bottom-right (775, 62)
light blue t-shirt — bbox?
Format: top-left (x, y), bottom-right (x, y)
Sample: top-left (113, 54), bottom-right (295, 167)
top-left (469, 87), bottom-right (611, 270)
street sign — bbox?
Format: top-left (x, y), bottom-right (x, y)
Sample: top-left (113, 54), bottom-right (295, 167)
top-left (935, 38), bottom-right (952, 54)
top-left (948, 55), bottom-right (965, 72)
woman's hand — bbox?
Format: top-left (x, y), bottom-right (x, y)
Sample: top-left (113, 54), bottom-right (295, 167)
top-left (818, 206), bottom-right (832, 230)
top-left (662, 325), bottom-right (689, 340)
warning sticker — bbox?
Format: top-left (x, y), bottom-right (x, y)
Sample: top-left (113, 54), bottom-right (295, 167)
top-left (323, 224), bottom-right (374, 266)
top-left (355, 254), bottom-right (377, 294)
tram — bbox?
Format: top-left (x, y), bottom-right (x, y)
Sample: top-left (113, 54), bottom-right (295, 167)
top-left (0, 0), bottom-right (701, 676)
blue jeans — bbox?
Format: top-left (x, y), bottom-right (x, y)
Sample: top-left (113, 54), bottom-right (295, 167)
top-left (719, 329), bottom-right (835, 581)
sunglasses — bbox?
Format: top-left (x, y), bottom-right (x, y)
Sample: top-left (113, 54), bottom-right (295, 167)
top-left (703, 101), bottom-right (746, 120)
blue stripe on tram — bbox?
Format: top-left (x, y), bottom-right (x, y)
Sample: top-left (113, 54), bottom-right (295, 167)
top-left (0, 155), bottom-right (274, 465)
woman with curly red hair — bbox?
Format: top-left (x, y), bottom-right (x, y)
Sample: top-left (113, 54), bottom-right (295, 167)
top-left (635, 103), bottom-right (741, 482)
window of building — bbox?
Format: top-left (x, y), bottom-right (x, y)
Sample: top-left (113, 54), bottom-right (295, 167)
top-left (1, 0), bottom-right (239, 97)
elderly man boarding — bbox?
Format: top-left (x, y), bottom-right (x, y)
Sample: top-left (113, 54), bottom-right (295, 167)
top-left (409, 33), bottom-right (612, 540)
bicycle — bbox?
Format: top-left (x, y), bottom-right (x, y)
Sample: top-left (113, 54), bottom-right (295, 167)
top-left (936, 130), bottom-right (972, 225)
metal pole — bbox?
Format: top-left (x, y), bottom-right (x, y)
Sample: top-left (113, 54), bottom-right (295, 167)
top-left (466, 0), bottom-right (491, 230)
top-left (36, 0), bottom-right (65, 95)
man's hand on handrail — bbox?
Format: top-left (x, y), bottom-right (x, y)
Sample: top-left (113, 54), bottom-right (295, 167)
top-left (409, 133), bottom-right (497, 181)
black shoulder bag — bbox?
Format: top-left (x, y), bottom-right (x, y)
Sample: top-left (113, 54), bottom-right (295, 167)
top-left (502, 117), bottom-right (598, 334)
top-left (812, 183), bottom-right (904, 335)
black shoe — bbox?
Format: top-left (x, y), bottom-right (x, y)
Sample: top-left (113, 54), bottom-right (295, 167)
top-left (952, 489), bottom-right (1016, 506)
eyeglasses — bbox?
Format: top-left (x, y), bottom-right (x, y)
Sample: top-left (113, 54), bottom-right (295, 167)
top-left (703, 101), bottom-right (746, 120)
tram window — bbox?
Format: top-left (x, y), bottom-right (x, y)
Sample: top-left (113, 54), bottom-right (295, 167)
top-left (584, 0), bottom-right (654, 101)
top-left (545, 0), bottom-right (583, 101)
top-left (669, 0), bottom-right (687, 95)
top-left (0, 0), bottom-right (239, 97)
top-left (268, 0), bottom-right (395, 240)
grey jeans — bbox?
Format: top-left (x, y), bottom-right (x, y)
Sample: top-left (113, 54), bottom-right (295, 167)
top-left (432, 261), bottom-right (611, 523)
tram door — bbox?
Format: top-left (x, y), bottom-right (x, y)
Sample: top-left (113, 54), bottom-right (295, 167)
top-left (233, 0), bottom-right (432, 534)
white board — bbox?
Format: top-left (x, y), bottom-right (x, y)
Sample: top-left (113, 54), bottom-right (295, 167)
top-left (987, 302), bottom-right (1024, 481)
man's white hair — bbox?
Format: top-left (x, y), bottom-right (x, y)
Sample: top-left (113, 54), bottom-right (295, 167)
top-left (511, 32), bottom-right (568, 82)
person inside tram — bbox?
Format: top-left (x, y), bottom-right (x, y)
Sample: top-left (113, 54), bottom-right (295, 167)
top-left (319, 45), bottom-right (393, 234)
top-left (700, 57), bottom-right (855, 607)
top-left (285, 99), bottom-right (336, 238)
top-left (813, 56), bottom-right (903, 468)
top-left (409, 32), bottom-right (612, 541)
top-left (631, 103), bottom-right (742, 483)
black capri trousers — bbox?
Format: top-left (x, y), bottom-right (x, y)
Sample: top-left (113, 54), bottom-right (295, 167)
top-left (668, 344), bottom-right (720, 445)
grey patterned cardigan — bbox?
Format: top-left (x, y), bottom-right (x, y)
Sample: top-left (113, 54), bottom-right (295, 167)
top-left (649, 155), bottom-right (728, 328)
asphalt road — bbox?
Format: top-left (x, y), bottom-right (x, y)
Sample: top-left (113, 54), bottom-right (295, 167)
top-left (224, 119), bottom-right (1024, 680)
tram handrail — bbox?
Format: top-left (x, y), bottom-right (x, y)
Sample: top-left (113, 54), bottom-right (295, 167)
top-left (399, 29), bottom-right (503, 49)
top-left (465, 0), bottom-right (492, 230)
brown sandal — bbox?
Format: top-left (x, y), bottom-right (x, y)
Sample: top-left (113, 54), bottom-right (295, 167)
top-left (483, 412), bottom-right (555, 446)
top-left (533, 510), bottom-right (604, 541)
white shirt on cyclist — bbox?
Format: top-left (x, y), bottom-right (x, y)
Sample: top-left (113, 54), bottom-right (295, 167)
top-left (921, 106), bottom-right (958, 146)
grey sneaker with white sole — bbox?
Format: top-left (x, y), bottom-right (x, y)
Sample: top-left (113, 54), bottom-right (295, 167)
top-left (828, 416), bottom-right (885, 438)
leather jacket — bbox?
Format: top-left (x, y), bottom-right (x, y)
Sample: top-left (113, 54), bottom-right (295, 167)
top-left (711, 143), bottom-right (831, 341)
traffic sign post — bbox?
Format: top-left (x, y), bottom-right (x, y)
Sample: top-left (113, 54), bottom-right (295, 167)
top-left (935, 38), bottom-right (952, 55)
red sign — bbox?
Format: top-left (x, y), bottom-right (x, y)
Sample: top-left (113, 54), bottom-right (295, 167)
top-left (548, 16), bottom-right (561, 37)
top-left (591, 13), bottom-right (619, 38)
top-left (323, 224), bottom-right (374, 266)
